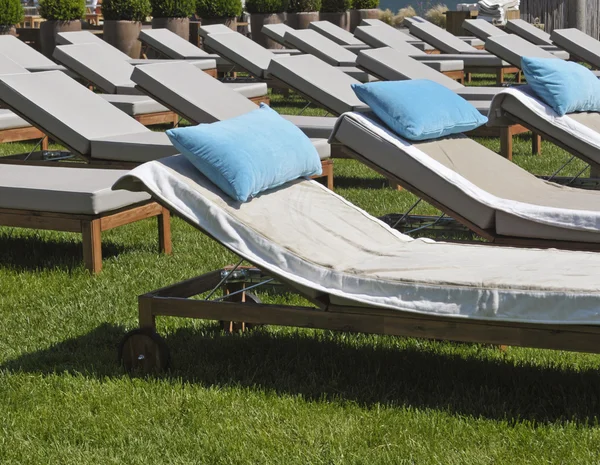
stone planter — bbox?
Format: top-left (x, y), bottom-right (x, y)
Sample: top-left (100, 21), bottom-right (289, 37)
top-left (319, 11), bottom-right (349, 31)
top-left (103, 20), bottom-right (142, 59)
top-left (151, 17), bottom-right (190, 40)
top-left (285, 11), bottom-right (319, 29)
top-left (40, 19), bottom-right (81, 58)
top-left (250, 12), bottom-right (285, 49)
top-left (0, 25), bottom-right (17, 36)
top-left (349, 8), bottom-right (378, 32)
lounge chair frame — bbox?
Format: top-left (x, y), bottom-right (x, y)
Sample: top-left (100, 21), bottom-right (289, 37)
top-left (0, 126), bottom-right (48, 149)
top-left (121, 257), bottom-right (600, 373)
top-left (0, 200), bottom-right (171, 274)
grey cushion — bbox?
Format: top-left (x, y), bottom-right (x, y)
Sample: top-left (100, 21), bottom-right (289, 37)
top-left (131, 62), bottom-right (256, 124)
top-left (267, 55), bottom-right (368, 115)
top-left (343, 44), bottom-right (371, 55)
top-left (0, 109), bottom-right (30, 130)
top-left (198, 24), bottom-right (236, 39)
top-left (284, 29), bottom-right (358, 67)
top-left (551, 28), bottom-right (600, 69)
top-left (309, 21), bottom-right (365, 46)
top-left (282, 115), bottom-right (336, 139)
top-left (128, 58), bottom-right (218, 70)
top-left (337, 66), bottom-right (377, 82)
top-left (424, 60), bottom-right (464, 72)
top-left (461, 37), bottom-right (484, 47)
top-left (90, 131), bottom-right (178, 163)
top-left (408, 22), bottom-right (480, 54)
top-left (357, 47), bottom-right (464, 90)
top-left (455, 87), bottom-right (502, 101)
top-left (309, 138), bottom-right (331, 160)
top-left (0, 54), bottom-right (29, 75)
top-left (0, 35), bottom-right (56, 68)
top-left (354, 26), bottom-right (424, 53)
top-left (271, 48), bottom-right (302, 55)
top-left (463, 19), bottom-right (507, 40)
top-left (97, 94), bottom-right (170, 116)
top-left (0, 71), bottom-right (148, 156)
top-left (204, 33), bottom-right (275, 79)
top-left (505, 19), bottom-right (552, 46)
top-left (0, 164), bottom-right (150, 215)
top-left (485, 35), bottom-right (561, 67)
top-left (223, 82), bottom-right (268, 99)
top-left (57, 30), bottom-right (119, 49)
top-left (138, 28), bottom-right (213, 59)
top-left (262, 23), bottom-right (295, 46)
top-left (413, 53), bottom-right (508, 67)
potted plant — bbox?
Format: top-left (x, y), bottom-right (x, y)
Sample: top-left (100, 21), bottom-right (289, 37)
top-left (319, 0), bottom-right (351, 31)
top-left (0, 0), bottom-right (24, 35)
top-left (39, 0), bottom-right (84, 58)
top-left (286, 0), bottom-right (320, 29)
top-left (245, 0), bottom-right (285, 49)
top-left (102, 0), bottom-right (151, 58)
top-left (151, 0), bottom-right (195, 40)
top-left (195, 0), bottom-right (241, 31)
top-left (348, 0), bottom-right (378, 32)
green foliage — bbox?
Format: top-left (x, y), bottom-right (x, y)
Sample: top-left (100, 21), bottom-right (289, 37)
top-left (195, 0), bottom-right (241, 17)
top-left (287, 0), bottom-right (321, 13)
top-left (319, 0), bottom-right (350, 13)
top-left (151, 0), bottom-right (195, 17)
top-left (38, 0), bottom-right (85, 20)
top-left (352, 0), bottom-right (377, 9)
top-left (102, 0), bottom-right (151, 20)
top-left (0, 0), bottom-right (24, 26)
top-left (244, 0), bottom-right (286, 14)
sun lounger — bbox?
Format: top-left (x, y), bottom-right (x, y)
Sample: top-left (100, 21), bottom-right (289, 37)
top-left (488, 86), bottom-right (600, 177)
top-left (405, 20), bottom-right (488, 53)
top-left (308, 20), bottom-right (367, 46)
top-left (463, 19), bottom-right (563, 51)
top-left (330, 111), bottom-right (600, 246)
top-left (114, 153), bottom-right (600, 373)
top-left (0, 164), bottom-right (170, 273)
top-left (505, 19), bottom-right (553, 46)
top-left (0, 35), bottom-right (70, 74)
top-left (551, 28), bottom-right (600, 69)
top-left (484, 35), bottom-right (569, 68)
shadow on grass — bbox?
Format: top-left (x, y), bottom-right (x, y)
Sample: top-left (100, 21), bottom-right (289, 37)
top-left (3, 323), bottom-right (600, 424)
top-left (331, 176), bottom-right (391, 190)
top-left (0, 234), bottom-right (128, 273)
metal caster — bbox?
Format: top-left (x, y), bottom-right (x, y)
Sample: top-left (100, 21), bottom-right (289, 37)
top-left (119, 328), bottom-right (170, 374)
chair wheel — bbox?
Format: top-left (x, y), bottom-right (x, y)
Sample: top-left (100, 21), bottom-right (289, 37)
top-left (119, 328), bottom-right (170, 374)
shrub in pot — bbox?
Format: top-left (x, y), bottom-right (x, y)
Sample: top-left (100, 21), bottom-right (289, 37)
top-left (286, 0), bottom-right (321, 30)
top-left (245, 0), bottom-right (286, 49)
top-left (0, 0), bottom-right (24, 35)
top-left (39, 0), bottom-right (84, 57)
top-left (319, 0), bottom-right (351, 31)
top-left (151, 0), bottom-right (195, 39)
top-left (349, 0), bottom-right (378, 32)
top-left (102, 0), bottom-right (151, 58)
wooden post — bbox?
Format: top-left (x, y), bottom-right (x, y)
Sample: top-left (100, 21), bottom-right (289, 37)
top-left (138, 296), bottom-right (156, 330)
top-left (500, 127), bottom-right (513, 161)
top-left (532, 133), bottom-right (542, 155)
top-left (82, 219), bottom-right (102, 274)
top-left (158, 208), bottom-right (172, 255)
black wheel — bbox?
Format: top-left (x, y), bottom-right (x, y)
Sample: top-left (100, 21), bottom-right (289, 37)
top-left (119, 328), bottom-right (170, 374)
top-left (220, 292), bottom-right (262, 333)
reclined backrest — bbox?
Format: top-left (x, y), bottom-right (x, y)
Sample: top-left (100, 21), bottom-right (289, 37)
top-left (267, 54), bottom-right (368, 115)
top-left (506, 19), bottom-right (553, 46)
top-left (308, 21), bottom-right (365, 46)
top-left (462, 19), bottom-right (507, 40)
top-left (354, 26), bottom-right (426, 55)
top-left (485, 35), bottom-right (559, 68)
top-left (53, 43), bottom-right (137, 94)
top-left (0, 71), bottom-right (148, 156)
top-left (261, 23), bottom-right (296, 46)
top-left (132, 62), bottom-right (256, 124)
top-left (198, 24), bottom-right (236, 39)
top-left (0, 35), bottom-right (56, 68)
top-left (357, 47), bottom-right (464, 90)
top-left (139, 29), bottom-right (212, 59)
top-left (283, 29), bottom-right (357, 67)
top-left (551, 28), bottom-right (600, 69)
top-left (409, 21), bottom-right (479, 54)
top-left (0, 53), bottom-right (30, 75)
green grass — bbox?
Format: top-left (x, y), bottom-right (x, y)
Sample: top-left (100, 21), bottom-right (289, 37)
top-left (1, 89), bottom-right (599, 464)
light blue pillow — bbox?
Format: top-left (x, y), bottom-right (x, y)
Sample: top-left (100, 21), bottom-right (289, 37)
top-left (351, 80), bottom-right (487, 141)
top-left (166, 104), bottom-right (322, 202)
top-left (521, 56), bottom-right (600, 116)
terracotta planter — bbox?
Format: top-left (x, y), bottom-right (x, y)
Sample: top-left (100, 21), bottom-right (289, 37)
top-left (319, 11), bottom-right (349, 31)
top-left (349, 8), bottom-right (378, 32)
top-left (0, 25), bottom-right (17, 36)
top-left (250, 12), bottom-right (285, 49)
top-left (151, 17), bottom-right (190, 40)
top-left (103, 20), bottom-right (142, 59)
top-left (40, 20), bottom-right (82, 58)
top-left (285, 11), bottom-right (319, 29)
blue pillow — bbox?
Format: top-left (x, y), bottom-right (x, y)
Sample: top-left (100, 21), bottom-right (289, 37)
top-left (351, 80), bottom-right (487, 141)
top-left (166, 104), bottom-right (322, 202)
top-left (521, 57), bottom-right (600, 116)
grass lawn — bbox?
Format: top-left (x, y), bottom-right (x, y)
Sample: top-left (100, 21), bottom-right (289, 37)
top-left (0, 87), bottom-right (599, 464)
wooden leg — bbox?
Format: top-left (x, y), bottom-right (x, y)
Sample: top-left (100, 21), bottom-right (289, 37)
top-left (41, 136), bottom-right (48, 151)
top-left (158, 208), bottom-right (172, 255)
top-left (532, 133), bottom-right (542, 155)
top-left (517, 71), bottom-right (522, 83)
top-left (138, 296), bottom-right (156, 330)
top-left (82, 219), bottom-right (102, 274)
top-left (466, 72), bottom-right (472, 83)
top-left (500, 127), bottom-right (513, 161)
top-left (497, 68), bottom-right (504, 85)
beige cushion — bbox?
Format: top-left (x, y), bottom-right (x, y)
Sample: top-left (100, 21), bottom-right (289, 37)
top-left (0, 164), bottom-right (150, 215)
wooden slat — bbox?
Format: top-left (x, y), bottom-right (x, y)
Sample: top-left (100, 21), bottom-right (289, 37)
top-left (100, 202), bottom-right (163, 231)
top-left (135, 111), bottom-right (178, 127)
top-left (0, 126), bottom-right (46, 144)
top-left (0, 210), bottom-right (82, 232)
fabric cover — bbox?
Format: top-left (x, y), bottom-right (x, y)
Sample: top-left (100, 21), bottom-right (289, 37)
top-left (0, 165), bottom-right (150, 214)
top-left (90, 131), bottom-right (178, 162)
top-left (0, 109), bottom-right (30, 130)
top-left (551, 28), bottom-right (600, 69)
top-left (166, 104), bottom-right (322, 202)
top-left (138, 29), bottom-right (213, 59)
top-left (338, 66), bottom-right (378, 82)
top-left (0, 55), bottom-right (29, 75)
top-left (224, 82), bottom-right (268, 99)
top-left (484, 35), bottom-right (565, 67)
top-left (506, 19), bottom-right (553, 46)
top-left (463, 19), bottom-right (507, 40)
top-left (309, 21), bottom-right (365, 46)
top-left (198, 24), bottom-right (236, 39)
top-left (283, 29), bottom-right (358, 67)
top-left (0, 35), bottom-right (56, 68)
top-left (352, 80), bottom-right (487, 140)
top-left (262, 23), bottom-right (295, 46)
top-left (408, 21), bottom-right (481, 54)
top-left (97, 94), bottom-right (169, 116)
top-left (267, 55), bottom-right (369, 115)
top-left (521, 57), bottom-right (600, 116)
top-left (114, 154), bottom-right (600, 324)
